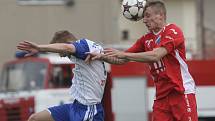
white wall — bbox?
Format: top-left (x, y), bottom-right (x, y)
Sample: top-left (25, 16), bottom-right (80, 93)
top-left (112, 77), bottom-right (148, 121)
top-left (0, 0), bottom-right (115, 69)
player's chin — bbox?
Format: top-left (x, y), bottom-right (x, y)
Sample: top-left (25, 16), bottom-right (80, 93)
top-left (147, 26), bottom-right (153, 31)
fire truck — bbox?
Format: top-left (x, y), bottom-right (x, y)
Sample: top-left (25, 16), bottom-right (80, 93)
top-left (0, 53), bottom-right (114, 121)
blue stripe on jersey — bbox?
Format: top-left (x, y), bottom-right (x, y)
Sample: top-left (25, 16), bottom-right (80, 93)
top-left (72, 39), bottom-right (90, 60)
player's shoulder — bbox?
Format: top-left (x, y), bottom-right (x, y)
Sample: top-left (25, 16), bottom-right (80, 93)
top-left (141, 31), bottom-right (154, 41)
top-left (84, 38), bottom-right (104, 50)
top-left (163, 23), bottom-right (184, 36)
top-left (164, 23), bottom-right (182, 32)
top-left (75, 38), bottom-right (91, 44)
top-left (81, 38), bottom-right (98, 45)
top-left (83, 38), bottom-right (93, 44)
top-left (75, 38), bottom-right (96, 47)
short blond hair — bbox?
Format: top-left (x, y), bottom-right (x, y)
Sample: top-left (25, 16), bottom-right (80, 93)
top-left (50, 30), bottom-right (77, 44)
top-left (144, 0), bottom-right (166, 19)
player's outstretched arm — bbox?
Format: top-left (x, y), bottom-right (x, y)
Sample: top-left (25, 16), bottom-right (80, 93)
top-left (101, 55), bottom-right (129, 64)
top-left (104, 47), bottom-right (168, 63)
top-left (85, 51), bottom-right (128, 65)
top-left (17, 41), bottom-right (75, 56)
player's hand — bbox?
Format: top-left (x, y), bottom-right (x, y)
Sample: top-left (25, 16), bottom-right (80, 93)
top-left (84, 54), bottom-right (91, 64)
top-left (85, 52), bottom-right (102, 64)
top-left (103, 48), bottom-right (126, 59)
top-left (17, 41), bottom-right (39, 57)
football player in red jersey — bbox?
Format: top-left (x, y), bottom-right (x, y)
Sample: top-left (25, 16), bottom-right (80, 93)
top-left (86, 0), bottom-right (198, 121)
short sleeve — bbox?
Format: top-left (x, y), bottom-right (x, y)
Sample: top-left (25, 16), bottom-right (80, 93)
top-left (160, 36), bottom-right (175, 53)
top-left (160, 25), bottom-right (184, 53)
top-left (72, 39), bottom-right (90, 60)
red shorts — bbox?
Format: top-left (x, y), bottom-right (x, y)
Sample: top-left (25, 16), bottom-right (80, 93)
top-left (152, 91), bottom-right (198, 121)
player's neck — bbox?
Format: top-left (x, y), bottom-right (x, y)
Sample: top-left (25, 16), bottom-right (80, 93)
top-left (152, 22), bottom-right (167, 35)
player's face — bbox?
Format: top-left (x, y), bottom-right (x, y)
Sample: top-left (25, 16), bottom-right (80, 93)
top-left (143, 6), bottom-right (163, 32)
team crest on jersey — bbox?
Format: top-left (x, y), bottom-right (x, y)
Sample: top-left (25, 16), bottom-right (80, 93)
top-left (155, 35), bottom-right (161, 44)
top-left (145, 39), bottom-right (153, 48)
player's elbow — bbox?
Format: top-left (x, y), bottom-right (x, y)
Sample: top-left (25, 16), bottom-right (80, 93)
top-left (63, 44), bottom-right (75, 54)
top-left (149, 48), bottom-right (167, 62)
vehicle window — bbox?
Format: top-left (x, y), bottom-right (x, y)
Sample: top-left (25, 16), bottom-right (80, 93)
top-left (50, 64), bottom-right (73, 88)
top-left (1, 61), bottom-right (48, 91)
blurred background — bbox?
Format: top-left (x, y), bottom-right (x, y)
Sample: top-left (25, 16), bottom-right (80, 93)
top-left (1, 0), bottom-right (215, 69)
top-left (0, 0), bottom-right (215, 121)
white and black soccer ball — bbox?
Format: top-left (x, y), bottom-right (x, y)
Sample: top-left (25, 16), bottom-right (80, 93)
top-left (121, 0), bottom-right (147, 21)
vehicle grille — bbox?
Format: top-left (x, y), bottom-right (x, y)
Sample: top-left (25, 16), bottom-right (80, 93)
top-left (6, 107), bottom-right (21, 121)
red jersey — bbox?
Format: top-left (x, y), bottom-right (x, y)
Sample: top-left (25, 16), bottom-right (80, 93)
top-left (126, 24), bottom-right (196, 99)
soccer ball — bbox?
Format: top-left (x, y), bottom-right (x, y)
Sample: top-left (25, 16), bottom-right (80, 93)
top-left (121, 0), bottom-right (147, 21)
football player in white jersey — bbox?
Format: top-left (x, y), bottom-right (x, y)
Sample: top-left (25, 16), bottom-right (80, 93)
top-left (17, 30), bottom-right (107, 121)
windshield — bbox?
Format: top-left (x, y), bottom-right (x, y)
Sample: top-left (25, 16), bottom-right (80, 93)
top-left (0, 61), bottom-right (48, 91)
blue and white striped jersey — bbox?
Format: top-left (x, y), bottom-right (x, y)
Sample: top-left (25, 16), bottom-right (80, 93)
top-left (69, 39), bottom-right (107, 105)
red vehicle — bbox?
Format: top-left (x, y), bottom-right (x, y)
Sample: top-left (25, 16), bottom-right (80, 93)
top-left (0, 53), bottom-right (113, 121)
